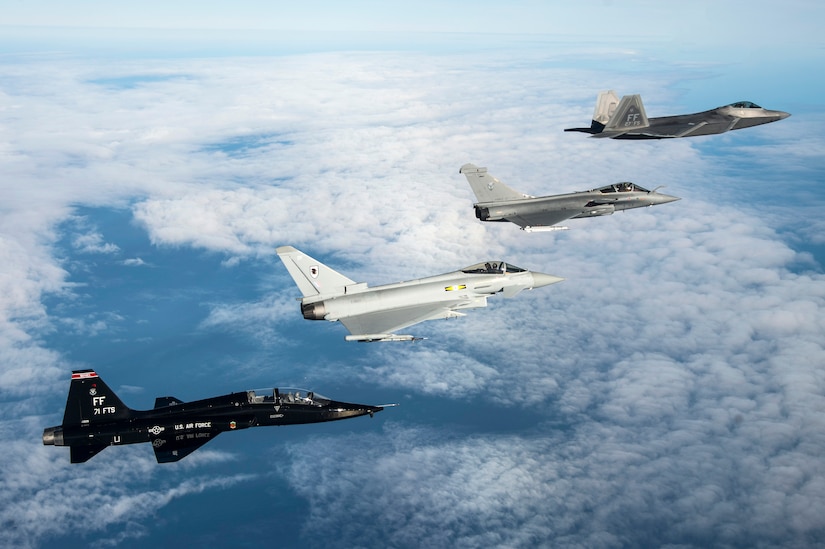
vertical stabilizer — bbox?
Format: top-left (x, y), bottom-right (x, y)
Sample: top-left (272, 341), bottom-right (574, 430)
top-left (460, 164), bottom-right (531, 203)
top-left (604, 94), bottom-right (650, 132)
top-left (276, 246), bottom-right (357, 298)
top-left (593, 90), bottom-right (621, 127)
top-left (62, 370), bottom-right (132, 426)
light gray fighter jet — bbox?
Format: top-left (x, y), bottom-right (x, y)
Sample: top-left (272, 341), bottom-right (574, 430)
top-left (276, 246), bottom-right (562, 342)
top-left (460, 163), bottom-right (680, 232)
top-left (565, 90), bottom-right (790, 139)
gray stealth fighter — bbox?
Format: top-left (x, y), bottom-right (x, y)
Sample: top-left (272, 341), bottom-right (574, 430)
top-left (460, 163), bottom-right (679, 232)
top-left (276, 246), bottom-right (562, 342)
top-left (565, 90), bottom-right (790, 139)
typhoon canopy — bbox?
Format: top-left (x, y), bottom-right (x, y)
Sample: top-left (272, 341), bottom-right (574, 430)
top-left (276, 246), bottom-right (563, 342)
top-left (460, 164), bottom-right (679, 232)
top-left (565, 90), bottom-right (790, 139)
top-left (43, 370), bottom-right (386, 463)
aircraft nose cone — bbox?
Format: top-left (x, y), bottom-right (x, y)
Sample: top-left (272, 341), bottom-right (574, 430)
top-left (332, 405), bottom-right (384, 419)
top-left (766, 109), bottom-right (790, 120)
top-left (531, 272), bottom-right (564, 289)
top-left (653, 193), bottom-right (681, 205)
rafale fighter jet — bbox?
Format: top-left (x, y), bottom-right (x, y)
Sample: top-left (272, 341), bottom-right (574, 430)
top-left (460, 163), bottom-right (679, 232)
top-left (565, 90), bottom-right (789, 139)
top-left (276, 246), bottom-right (563, 342)
top-left (43, 370), bottom-right (386, 463)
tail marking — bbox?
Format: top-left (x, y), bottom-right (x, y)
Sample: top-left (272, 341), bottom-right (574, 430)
top-left (604, 94), bottom-right (650, 132)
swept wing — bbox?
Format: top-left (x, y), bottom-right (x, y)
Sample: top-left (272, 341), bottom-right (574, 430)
top-left (339, 297), bottom-right (486, 337)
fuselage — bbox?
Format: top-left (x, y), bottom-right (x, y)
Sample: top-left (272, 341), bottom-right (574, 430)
top-left (44, 390), bottom-right (381, 450)
top-left (474, 185), bottom-right (679, 224)
top-left (606, 104), bottom-right (790, 139)
top-left (301, 267), bottom-right (543, 322)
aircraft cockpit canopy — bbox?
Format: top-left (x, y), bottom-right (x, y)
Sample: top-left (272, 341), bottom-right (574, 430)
top-left (597, 182), bottom-right (649, 193)
top-left (461, 261), bottom-right (526, 274)
top-left (246, 388), bottom-right (330, 406)
top-left (727, 101), bottom-right (762, 109)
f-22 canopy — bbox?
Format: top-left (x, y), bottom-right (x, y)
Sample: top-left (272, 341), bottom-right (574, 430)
top-left (565, 90), bottom-right (790, 139)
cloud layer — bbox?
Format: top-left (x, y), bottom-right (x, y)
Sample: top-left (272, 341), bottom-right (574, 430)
top-left (0, 42), bottom-right (823, 547)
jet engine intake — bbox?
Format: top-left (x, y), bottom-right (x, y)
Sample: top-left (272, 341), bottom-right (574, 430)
top-left (301, 301), bottom-right (327, 321)
top-left (576, 204), bottom-right (615, 218)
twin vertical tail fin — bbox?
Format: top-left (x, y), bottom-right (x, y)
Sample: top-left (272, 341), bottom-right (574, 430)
top-left (565, 90), bottom-right (620, 134)
top-left (565, 90), bottom-right (649, 135)
top-left (592, 89), bottom-right (621, 131)
top-left (459, 164), bottom-right (531, 203)
top-left (43, 370), bottom-right (134, 463)
top-left (276, 246), bottom-right (357, 298)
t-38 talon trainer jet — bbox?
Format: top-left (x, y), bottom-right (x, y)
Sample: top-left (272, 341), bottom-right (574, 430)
top-left (43, 370), bottom-right (387, 463)
top-left (276, 246), bottom-right (563, 342)
top-left (565, 90), bottom-right (790, 139)
top-left (460, 163), bottom-right (679, 232)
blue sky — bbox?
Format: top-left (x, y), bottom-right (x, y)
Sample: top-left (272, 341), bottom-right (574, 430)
top-left (2, 0), bottom-right (820, 42)
top-left (2, 2), bottom-right (825, 548)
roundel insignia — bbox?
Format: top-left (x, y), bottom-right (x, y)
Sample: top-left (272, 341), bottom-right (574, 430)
top-left (149, 425), bottom-right (164, 435)
top-left (152, 439), bottom-right (165, 448)
top-left (230, 421), bottom-right (237, 429)
top-left (310, 266), bottom-right (319, 279)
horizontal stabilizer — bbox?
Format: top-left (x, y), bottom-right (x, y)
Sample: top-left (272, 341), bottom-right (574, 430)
top-left (71, 444), bottom-right (108, 464)
top-left (564, 90), bottom-right (620, 134)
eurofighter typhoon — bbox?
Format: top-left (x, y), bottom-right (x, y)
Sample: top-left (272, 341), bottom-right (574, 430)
top-left (565, 90), bottom-right (790, 139)
top-left (43, 370), bottom-right (386, 463)
top-left (276, 246), bottom-right (563, 342)
top-left (461, 163), bottom-right (679, 232)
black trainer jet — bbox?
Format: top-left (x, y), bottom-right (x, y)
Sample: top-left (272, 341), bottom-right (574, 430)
top-left (43, 370), bottom-right (387, 463)
top-left (565, 90), bottom-right (789, 139)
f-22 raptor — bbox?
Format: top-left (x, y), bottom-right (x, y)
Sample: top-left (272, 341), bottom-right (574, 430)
top-left (276, 246), bottom-right (562, 342)
top-left (43, 370), bottom-right (386, 463)
top-left (565, 90), bottom-right (790, 139)
top-left (461, 163), bottom-right (679, 232)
